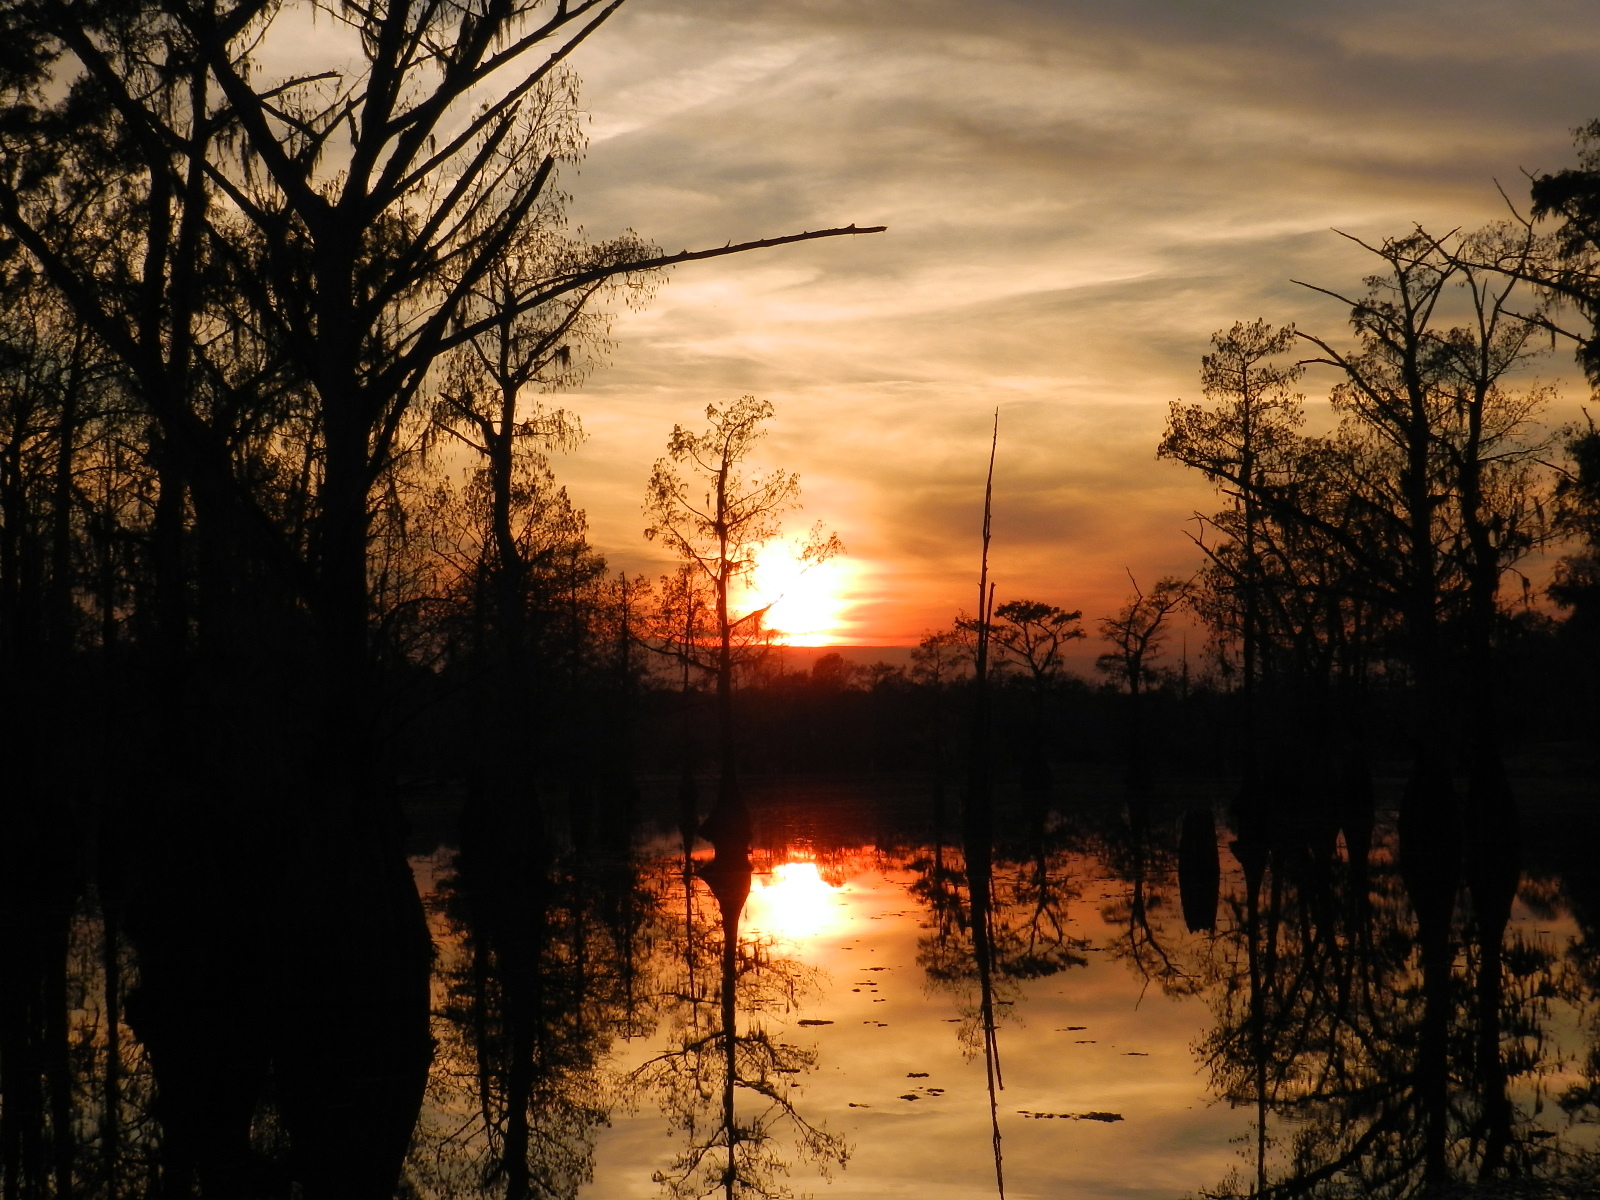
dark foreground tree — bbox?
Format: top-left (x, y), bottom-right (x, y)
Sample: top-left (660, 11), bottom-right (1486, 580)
top-left (0, 4), bottom-right (882, 1195)
top-left (1159, 319), bottom-right (1306, 780)
top-left (1162, 229), bottom-right (1553, 817)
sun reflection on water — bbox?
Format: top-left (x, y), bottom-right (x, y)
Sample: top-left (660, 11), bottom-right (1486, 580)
top-left (744, 860), bottom-right (845, 940)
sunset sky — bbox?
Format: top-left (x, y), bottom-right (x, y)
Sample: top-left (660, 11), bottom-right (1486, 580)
top-left (544, 0), bottom-right (1600, 645)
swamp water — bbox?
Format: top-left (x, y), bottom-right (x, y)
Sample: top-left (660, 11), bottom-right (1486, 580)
top-left (396, 776), bottom-right (1600, 1199)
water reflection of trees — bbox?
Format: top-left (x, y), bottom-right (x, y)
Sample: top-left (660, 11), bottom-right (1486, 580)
top-left (909, 822), bottom-right (1091, 1052)
top-left (1140, 804), bottom-right (1590, 1200)
top-left (409, 830), bottom-right (847, 1200)
top-left (15, 788), bottom-right (1600, 1200)
top-left (408, 832), bottom-right (652, 1200)
top-left (0, 891), bottom-right (162, 1200)
top-left (1098, 799), bottom-right (1215, 997)
top-left (4, 827), bottom-right (849, 1200)
top-left (629, 857), bottom-right (848, 1200)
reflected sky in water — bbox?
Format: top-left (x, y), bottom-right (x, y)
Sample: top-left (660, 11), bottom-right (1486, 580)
top-left (18, 777), bottom-right (1600, 1199)
top-left (399, 784), bottom-right (1600, 1200)
top-left (588, 848), bottom-right (1246, 1199)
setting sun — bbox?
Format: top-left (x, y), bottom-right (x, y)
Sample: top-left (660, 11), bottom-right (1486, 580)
top-left (743, 860), bottom-right (845, 940)
top-left (743, 543), bottom-right (849, 647)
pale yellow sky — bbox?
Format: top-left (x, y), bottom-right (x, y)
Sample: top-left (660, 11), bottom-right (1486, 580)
top-left (517, 2), bottom-right (1600, 642)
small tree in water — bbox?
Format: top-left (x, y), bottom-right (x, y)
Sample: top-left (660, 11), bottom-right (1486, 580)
top-left (961, 600), bottom-right (1083, 791)
top-left (1098, 574), bottom-right (1190, 790)
top-left (645, 397), bottom-right (840, 851)
top-left (992, 600), bottom-right (1084, 790)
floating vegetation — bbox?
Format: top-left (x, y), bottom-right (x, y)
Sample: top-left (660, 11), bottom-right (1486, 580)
top-left (1018, 1110), bottom-right (1125, 1123)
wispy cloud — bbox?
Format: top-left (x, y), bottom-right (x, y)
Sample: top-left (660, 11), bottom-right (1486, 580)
top-left (547, 0), bottom-right (1600, 641)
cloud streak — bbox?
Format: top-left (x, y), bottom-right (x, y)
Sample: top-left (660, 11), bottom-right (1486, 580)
top-left (545, 0), bottom-right (1600, 642)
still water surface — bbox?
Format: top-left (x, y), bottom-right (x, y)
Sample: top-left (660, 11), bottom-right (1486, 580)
top-left (590, 854), bottom-right (1242, 1199)
top-left (401, 778), bottom-right (1600, 1199)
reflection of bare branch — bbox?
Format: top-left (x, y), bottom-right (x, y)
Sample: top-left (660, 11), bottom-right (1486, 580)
top-left (1098, 820), bottom-right (1212, 998)
top-left (407, 846), bottom-right (658, 1199)
top-left (908, 836), bottom-right (1094, 1111)
top-left (625, 869), bottom-right (849, 1200)
top-left (1186, 826), bottom-right (1580, 1199)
